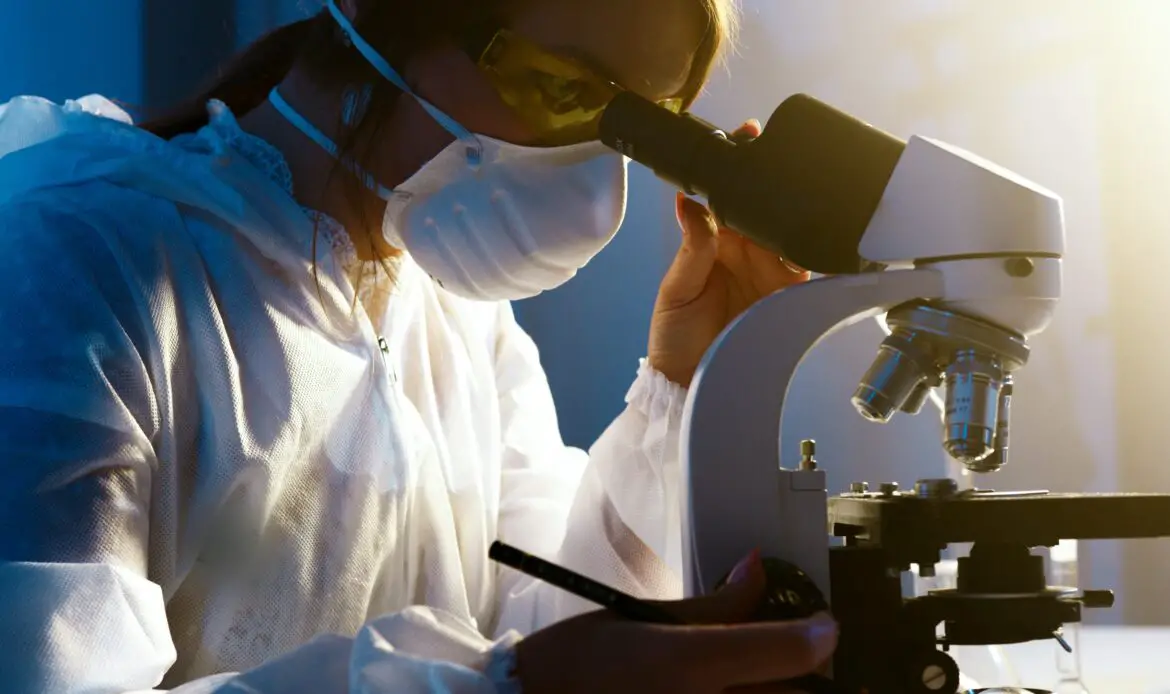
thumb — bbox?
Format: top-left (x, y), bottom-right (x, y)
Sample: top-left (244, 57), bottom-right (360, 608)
top-left (658, 193), bottom-right (719, 310)
top-left (660, 549), bottom-right (766, 625)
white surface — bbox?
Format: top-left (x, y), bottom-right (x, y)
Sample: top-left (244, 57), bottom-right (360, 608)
top-left (953, 626), bottom-right (1170, 693)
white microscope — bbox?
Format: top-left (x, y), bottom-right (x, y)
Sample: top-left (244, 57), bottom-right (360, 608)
top-left (601, 92), bottom-right (1170, 694)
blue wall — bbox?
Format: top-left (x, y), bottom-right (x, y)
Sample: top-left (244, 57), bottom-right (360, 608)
top-left (512, 170), bottom-right (677, 448)
top-left (0, 0), bottom-right (143, 105)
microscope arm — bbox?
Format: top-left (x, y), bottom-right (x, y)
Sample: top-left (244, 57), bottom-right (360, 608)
top-left (679, 268), bottom-right (946, 599)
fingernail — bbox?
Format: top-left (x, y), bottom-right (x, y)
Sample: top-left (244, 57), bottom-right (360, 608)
top-left (727, 548), bottom-right (761, 585)
top-left (780, 257), bottom-right (805, 273)
top-left (679, 195), bottom-right (702, 214)
top-left (747, 118), bottom-right (761, 130)
top-left (678, 196), bottom-right (716, 234)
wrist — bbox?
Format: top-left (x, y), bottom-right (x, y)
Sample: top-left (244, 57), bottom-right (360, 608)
top-left (630, 357), bottom-right (689, 400)
top-left (646, 355), bottom-right (693, 389)
top-left (626, 358), bottom-right (690, 431)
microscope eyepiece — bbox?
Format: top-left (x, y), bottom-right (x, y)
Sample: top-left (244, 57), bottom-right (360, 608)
top-left (599, 91), bottom-right (738, 200)
top-left (598, 91), bottom-right (907, 275)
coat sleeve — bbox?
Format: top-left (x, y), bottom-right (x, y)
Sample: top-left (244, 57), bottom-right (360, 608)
top-left (0, 192), bottom-right (523, 694)
top-left (488, 302), bottom-right (691, 636)
top-left (0, 191), bottom-right (181, 693)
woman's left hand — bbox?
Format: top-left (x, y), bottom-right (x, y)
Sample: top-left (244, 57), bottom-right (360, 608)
top-left (647, 120), bottom-right (811, 388)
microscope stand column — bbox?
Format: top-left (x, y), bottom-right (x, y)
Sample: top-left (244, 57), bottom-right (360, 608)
top-left (679, 269), bottom-right (945, 599)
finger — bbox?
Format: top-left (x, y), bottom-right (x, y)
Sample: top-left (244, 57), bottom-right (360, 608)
top-left (652, 549), bottom-right (767, 625)
top-left (716, 229), bottom-right (759, 301)
top-left (674, 612), bottom-right (839, 688)
top-left (731, 118), bottom-right (762, 140)
top-left (725, 678), bottom-right (819, 688)
top-left (726, 683), bottom-right (815, 694)
top-left (726, 671), bottom-right (835, 693)
top-left (658, 193), bottom-right (719, 310)
top-left (741, 242), bottom-right (811, 297)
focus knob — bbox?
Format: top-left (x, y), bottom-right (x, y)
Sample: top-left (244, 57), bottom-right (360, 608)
top-left (715, 557), bottom-right (829, 621)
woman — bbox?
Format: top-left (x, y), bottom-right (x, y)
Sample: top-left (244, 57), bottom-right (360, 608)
top-left (0, 0), bottom-right (832, 691)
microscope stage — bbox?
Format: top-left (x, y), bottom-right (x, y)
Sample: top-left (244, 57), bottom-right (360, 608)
top-left (829, 490), bottom-right (1170, 560)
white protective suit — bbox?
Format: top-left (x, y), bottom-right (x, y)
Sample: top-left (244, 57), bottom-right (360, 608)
top-left (0, 95), bottom-right (688, 693)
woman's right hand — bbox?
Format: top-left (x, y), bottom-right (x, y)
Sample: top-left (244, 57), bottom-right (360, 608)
top-left (513, 551), bottom-right (838, 694)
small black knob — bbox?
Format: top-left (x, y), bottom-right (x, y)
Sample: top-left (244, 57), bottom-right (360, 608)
top-left (1081, 590), bottom-right (1115, 609)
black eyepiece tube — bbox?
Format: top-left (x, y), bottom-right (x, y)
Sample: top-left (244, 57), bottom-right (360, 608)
top-left (599, 91), bottom-right (907, 275)
top-left (599, 92), bottom-right (738, 199)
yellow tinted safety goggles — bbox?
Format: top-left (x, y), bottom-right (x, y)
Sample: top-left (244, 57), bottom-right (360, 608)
top-left (474, 29), bottom-right (684, 146)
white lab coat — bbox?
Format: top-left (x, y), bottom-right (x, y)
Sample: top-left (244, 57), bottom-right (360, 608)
top-left (0, 96), bottom-right (688, 693)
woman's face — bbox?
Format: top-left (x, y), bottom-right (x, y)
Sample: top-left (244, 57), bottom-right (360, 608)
top-left (398, 0), bottom-right (709, 146)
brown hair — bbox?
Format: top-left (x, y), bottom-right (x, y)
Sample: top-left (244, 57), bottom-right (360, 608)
top-left (141, 0), bottom-right (738, 288)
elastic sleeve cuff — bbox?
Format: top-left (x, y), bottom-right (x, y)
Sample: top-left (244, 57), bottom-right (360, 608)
top-left (625, 358), bottom-right (688, 421)
top-left (482, 633), bottom-right (524, 694)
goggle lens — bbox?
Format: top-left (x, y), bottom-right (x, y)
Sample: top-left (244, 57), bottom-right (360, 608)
top-left (477, 30), bottom-right (684, 145)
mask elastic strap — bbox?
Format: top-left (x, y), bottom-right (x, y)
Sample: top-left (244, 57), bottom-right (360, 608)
top-left (324, 0), bottom-right (482, 165)
top-left (268, 87), bottom-right (396, 200)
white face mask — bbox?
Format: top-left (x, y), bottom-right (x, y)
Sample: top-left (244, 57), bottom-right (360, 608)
top-left (268, 0), bottom-right (630, 302)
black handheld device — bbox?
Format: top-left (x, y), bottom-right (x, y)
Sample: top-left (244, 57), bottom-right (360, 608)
top-left (488, 540), bottom-right (681, 624)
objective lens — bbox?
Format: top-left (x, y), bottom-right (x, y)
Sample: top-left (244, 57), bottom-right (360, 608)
top-left (943, 350), bottom-right (1005, 465)
top-left (900, 377), bottom-right (942, 415)
top-left (852, 333), bottom-right (938, 423)
top-left (967, 376), bottom-right (1013, 473)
